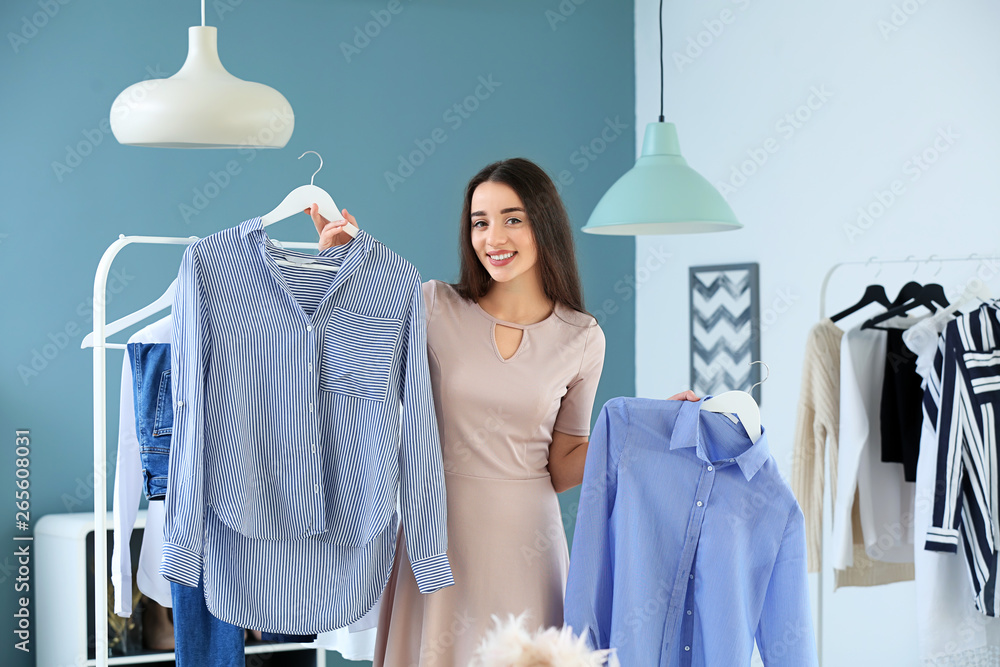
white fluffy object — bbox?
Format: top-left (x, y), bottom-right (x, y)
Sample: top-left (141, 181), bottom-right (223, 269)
top-left (468, 613), bottom-right (619, 667)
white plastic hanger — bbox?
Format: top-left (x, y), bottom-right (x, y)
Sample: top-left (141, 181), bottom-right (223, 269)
top-left (261, 151), bottom-right (356, 273)
top-left (261, 150), bottom-right (358, 236)
top-left (700, 360), bottom-right (768, 443)
top-left (940, 278), bottom-right (993, 318)
top-left (81, 278), bottom-right (176, 349)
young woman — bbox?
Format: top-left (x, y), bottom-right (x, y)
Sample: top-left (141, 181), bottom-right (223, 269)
top-left (310, 158), bottom-right (694, 665)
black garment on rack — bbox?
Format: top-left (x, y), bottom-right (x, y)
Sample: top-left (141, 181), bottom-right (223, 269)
top-left (880, 328), bottom-right (923, 482)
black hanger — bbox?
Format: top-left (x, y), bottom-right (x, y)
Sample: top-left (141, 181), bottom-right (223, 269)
top-left (861, 281), bottom-right (923, 329)
top-left (862, 282), bottom-right (950, 329)
top-left (892, 281), bottom-right (924, 306)
top-left (922, 283), bottom-right (950, 309)
top-left (830, 285), bottom-right (891, 323)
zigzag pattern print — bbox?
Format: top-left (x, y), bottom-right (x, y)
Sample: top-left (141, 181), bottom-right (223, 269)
top-left (690, 266), bottom-right (760, 401)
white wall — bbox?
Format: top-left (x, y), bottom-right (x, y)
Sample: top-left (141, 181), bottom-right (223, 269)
top-left (634, 0), bottom-right (1000, 664)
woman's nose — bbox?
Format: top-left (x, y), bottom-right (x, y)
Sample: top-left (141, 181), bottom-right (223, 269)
top-left (487, 228), bottom-right (507, 246)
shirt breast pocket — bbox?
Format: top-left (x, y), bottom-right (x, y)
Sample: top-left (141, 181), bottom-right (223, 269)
top-left (320, 307), bottom-right (403, 402)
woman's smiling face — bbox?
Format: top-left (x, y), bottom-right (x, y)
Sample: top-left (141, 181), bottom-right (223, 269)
top-left (469, 181), bottom-right (539, 285)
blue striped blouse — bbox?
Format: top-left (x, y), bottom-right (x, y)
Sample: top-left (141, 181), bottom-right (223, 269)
top-left (161, 217), bottom-right (453, 633)
top-left (564, 397), bottom-right (817, 666)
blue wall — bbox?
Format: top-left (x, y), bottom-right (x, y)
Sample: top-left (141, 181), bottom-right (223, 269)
top-left (0, 1), bottom-right (634, 664)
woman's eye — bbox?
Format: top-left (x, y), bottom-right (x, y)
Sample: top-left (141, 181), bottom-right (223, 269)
top-left (506, 217), bottom-right (522, 225)
top-left (472, 220), bottom-right (487, 228)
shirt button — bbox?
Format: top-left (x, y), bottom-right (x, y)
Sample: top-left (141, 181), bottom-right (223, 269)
top-left (176, 399), bottom-right (184, 408)
top-left (689, 573), bottom-right (694, 579)
top-left (687, 610), bottom-right (692, 615)
top-left (309, 403), bottom-right (314, 412)
top-left (697, 501), bottom-right (703, 507)
top-left (311, 444), bottom-right (316, 453)
top-left (308, 363), bottom-right (313, 372)
top-left (307, 325), bottom-right (313, 332)
top-left (313, 484), bottom-right (319, 493)
top-left (729, 458), bottom-right (735, 463)
top-left (684, 646), bottom-right (690, 652)
top-left (707, 465), bottom-right (713, 471)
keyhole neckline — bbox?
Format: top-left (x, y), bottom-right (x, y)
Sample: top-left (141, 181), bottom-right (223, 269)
top-left (491, 322), bottom-right (525, 363)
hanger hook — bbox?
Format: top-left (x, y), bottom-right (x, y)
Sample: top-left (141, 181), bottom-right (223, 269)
top-left (904, 254), bottom-right (919, 274)
top-left (298, 151), bottom-right (323, 186)
top-left (927, 254), bottom-right (943, 277)
top-left (747, 360), bottom-right (769, 395)
top-left (866, 256), bottom-right (881, 279)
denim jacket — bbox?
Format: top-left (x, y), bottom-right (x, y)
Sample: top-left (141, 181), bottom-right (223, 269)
top-left (127, 342), bottom-right (172, 500)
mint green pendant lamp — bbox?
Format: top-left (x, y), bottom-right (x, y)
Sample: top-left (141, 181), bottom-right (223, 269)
top-left (582, 1), bottom-right (740, 235)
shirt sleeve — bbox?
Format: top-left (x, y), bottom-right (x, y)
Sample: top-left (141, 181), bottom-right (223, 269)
top-left (755, 505), bottom-right (819, 666)
top-left (112, 350), bottom-right (141, 616)
top-left (925, 325), bottom-right (966, 552)
top-left (160, 245), bottom-right (211, 587)
top-left (563, 398), bottom-right (621, 649)
top-left (421, 280), bottom-right (437, 321)
top-left (790, 328), bottom-right (825, 574)
top-left (553, 322), bottom-right (607, 437)
top-left (398, 275), bottom-right (454, 593)
top-left (831, 330), bottom-right (868, 570)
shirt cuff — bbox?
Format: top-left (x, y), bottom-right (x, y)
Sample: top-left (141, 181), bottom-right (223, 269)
top-left (160, 542), bottom-right (201, 587)
top-left (925, 526), bottom-right (960, 553)
top-left (411, 553), bottom-right (455, 593)
top-left (113, 573), bottom-right (133, 617)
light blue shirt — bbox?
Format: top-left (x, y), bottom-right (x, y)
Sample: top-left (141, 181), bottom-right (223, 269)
top-left (564, 397), bottom-right (817, 666)
top-left (162, 217), bottom-right (452, 633)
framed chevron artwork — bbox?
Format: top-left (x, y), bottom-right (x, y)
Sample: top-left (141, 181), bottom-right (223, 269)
top-left (689, 263), bottom-right (762, 404)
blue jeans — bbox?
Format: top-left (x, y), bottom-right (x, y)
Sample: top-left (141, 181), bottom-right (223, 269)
top-left (128, 342), bottom-right (172, 500)
top-left (171, 576), bottom-right (244, 667)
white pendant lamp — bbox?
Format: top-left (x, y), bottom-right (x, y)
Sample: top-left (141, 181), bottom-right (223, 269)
top-left (582, 0), bottom-right (740, 235)
top-left (110, 1), bottom-right (293, 149)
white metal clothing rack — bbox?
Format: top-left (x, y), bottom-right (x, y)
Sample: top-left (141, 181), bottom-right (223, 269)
top-left (815, 253), bottom-right (998, 667)
top-left (87, 233), bottom-right (324, 667)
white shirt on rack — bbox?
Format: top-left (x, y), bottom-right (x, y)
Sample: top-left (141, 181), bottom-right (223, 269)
top-left (832, 320), bottom-right (917, 570)
top-left (112, 315), bottom-right (173, 616)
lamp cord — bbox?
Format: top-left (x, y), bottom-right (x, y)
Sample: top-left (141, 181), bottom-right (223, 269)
top-left (658, 0), bottom-right (664, 122)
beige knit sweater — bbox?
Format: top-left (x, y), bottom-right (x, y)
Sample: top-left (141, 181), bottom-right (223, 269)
top-left (791, 318), bottom-right (914, 588)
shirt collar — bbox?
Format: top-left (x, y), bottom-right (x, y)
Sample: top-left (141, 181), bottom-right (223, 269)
top-left (988, 299), bottom-right (1000, 324)
top-left (669, 397), bottom-right (770, 481)
top-left (239, 217), bottom-right (263, 237)
top-left (240, 216), bottom-right (372, 259)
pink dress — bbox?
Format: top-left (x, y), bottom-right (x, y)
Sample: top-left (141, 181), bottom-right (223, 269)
top-left (373, 280), bottom-right (606, 666)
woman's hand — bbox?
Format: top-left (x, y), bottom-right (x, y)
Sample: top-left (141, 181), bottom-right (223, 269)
top-left (306, 204), bottom-right (358, 251)
top-left (668, 390), bottom-right (700, 401)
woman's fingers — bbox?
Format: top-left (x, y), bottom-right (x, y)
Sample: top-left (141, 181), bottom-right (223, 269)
top-left (342, 208), bottom-right (358, 228)
top-left (314, 207), bottom-right (358, 250)
top-left (668, 390), bottom-right (700, 402)
top-left (307, 203), bottom-right (336, 235)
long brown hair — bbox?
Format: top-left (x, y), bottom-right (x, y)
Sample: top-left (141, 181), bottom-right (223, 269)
top-left (454, 158), bottom-right (587, 315)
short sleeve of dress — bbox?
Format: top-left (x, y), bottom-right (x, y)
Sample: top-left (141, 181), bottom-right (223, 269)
top-left (553, 322), bottom-right (606, 437)
top-left (421, 280), bottom-right (437, 322)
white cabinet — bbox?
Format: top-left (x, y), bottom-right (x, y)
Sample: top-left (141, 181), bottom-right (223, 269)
top-left (36, 511), bottom-right (324, 667)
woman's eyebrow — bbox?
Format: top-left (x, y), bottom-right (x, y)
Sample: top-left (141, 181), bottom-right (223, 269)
top-left (471, 207), bottom-right (525, 217)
